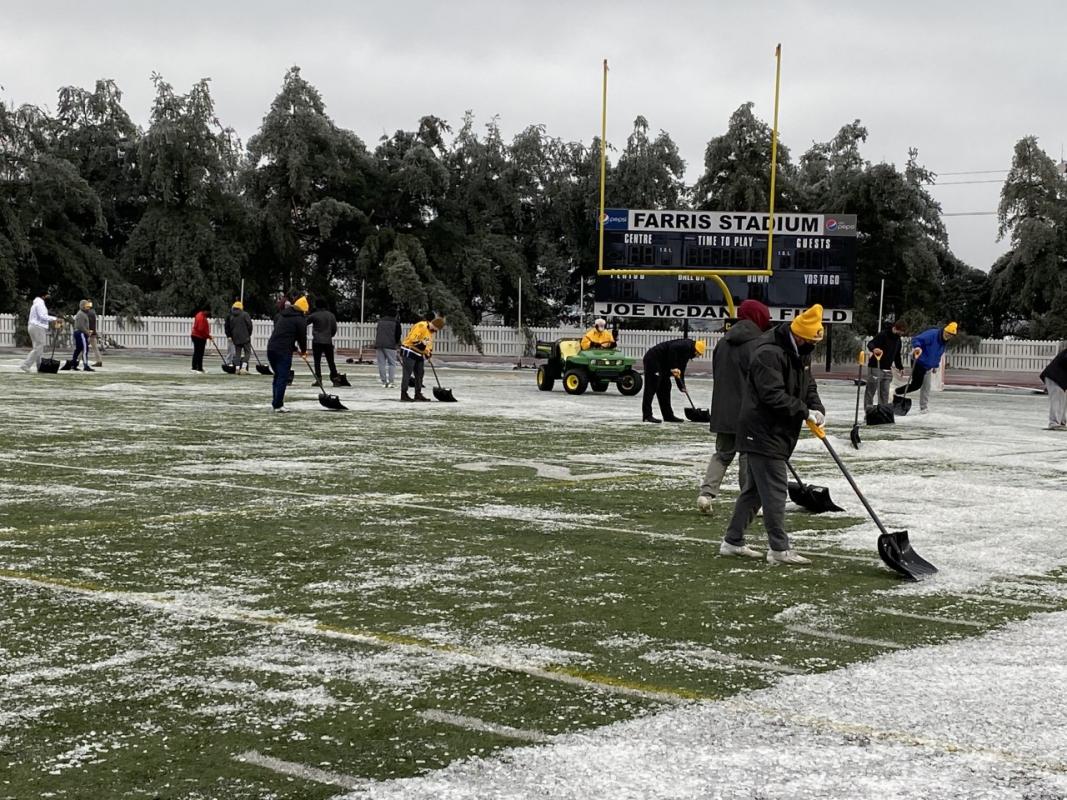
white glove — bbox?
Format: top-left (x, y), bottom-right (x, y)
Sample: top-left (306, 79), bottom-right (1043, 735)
top-left (807, 410), bottom-right (825, 426)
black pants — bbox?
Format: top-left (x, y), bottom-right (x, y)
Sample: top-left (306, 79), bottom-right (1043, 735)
top-left (191, 337), bottom-right (207, 371)
top-left (641, 357), bottom-right (675, 419)
top-left (400, 349), bottom-right (425, 397)
top-left (895, 362), bottom-right (929, 397)
top-left (313, 342), bottom-right (338, 382)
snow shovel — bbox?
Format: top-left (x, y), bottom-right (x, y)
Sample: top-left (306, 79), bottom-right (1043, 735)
top-left (892, 393), bottom-right (912, 416)
top-left (676, 377), bottom-right (710, 423)
top-left (427, 359), bottom-right (457, 402)
top-left (300, 355), bottom-right (347, 411)
top-left (249, 343), bottom-right (272, 375)
top-left (804, 419), bottom-right (937, 581)
top-left (209, 339), bottom-right (237, 374)
top-left (786, 460), bottom-right (844, 513)
top-left (850, 350), bottom-right (865, 450)
top-left (37, 327), bottom-right (62, 374)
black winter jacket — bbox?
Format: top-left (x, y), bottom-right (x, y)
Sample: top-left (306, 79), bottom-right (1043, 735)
top-left (374, 317), bottom-right (401, 349)
top-left (1040, 348), bottom-right (1067, 390)
top-left (224, 308), bottom-right (253, 346)
top-left (266, 307), bottom-right (308, 356)
top-left (708, 319), bottom-right (764, 435)
top-left (866, 323), bottom-right (904, 370)
top-left (643, 338), bottom-right (699, 375)
top-left (307, 309), bottom-right (338, 345)
top-left (736, 324), bottom-right (825, 460)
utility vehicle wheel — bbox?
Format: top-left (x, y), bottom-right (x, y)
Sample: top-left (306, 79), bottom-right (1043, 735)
top-left (617, 371), bottom-right (643, 396)
top-left (563, 368), bottom-right (589, 395)
top-left (590, 380), bottom-right (609, 393)
top-left (536, 365), bottom-right (555, 391)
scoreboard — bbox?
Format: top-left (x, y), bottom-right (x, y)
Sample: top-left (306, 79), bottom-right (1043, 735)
top-left (596, 208), bottom-right (858, 322)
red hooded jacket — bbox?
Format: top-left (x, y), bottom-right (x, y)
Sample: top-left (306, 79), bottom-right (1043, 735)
top-left (191, 311), bottom-right (211, 340)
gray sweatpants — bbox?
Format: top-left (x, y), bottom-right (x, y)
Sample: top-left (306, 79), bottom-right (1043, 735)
top-left (864, 366), bottom-right (892, 409)
top-left (699, 433), bottom-right (748, 499)
top-left (724, 453), bottom-right (791, 553)
top-left (20, 326), bottom-right (49, 370)
top-left (377, 347), bottom-right (398, 384)
top-left (1047, 378), bottom-right (1067, 427)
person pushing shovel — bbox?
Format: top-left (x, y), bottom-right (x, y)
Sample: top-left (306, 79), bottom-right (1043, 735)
top-left (719, 303), bottom-right (826, 565)
top-left (400, 314), bottom-right (445, 402)
top-left (266, 292), bottom-right (309, 413)
top-left (640, 337), bottom-right (707, 423)
top-left (894, 321), bottom-right (958, 414)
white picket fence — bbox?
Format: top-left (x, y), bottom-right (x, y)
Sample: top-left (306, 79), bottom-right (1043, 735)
top-left (0, 313), bottom-right (1061, 372)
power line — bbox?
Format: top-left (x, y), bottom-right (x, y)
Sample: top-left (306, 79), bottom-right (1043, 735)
top-left (931, 169), bottom-right (1009, 176)
top-left (925, 179), bottom-right (1005, 185)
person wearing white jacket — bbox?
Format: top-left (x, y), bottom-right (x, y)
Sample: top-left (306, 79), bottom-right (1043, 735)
top-left (19, 289), bottom-right (59, 372)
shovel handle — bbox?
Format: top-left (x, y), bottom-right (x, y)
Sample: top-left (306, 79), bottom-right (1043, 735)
top-left (806, 418), bottom-right (891, 537)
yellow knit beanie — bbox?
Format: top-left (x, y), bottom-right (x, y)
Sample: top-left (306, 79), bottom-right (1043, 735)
top-left (944, 321), bottom-right (958, 335)
top-left (790, 304), bottom-right (825, 342)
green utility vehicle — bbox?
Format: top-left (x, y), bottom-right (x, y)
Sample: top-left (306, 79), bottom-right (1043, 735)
top-left (534, 338), bottom-right (643, 396)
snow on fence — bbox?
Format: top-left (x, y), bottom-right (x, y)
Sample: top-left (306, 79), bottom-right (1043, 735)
top-left (0, 314), bottom-right (1061, 372)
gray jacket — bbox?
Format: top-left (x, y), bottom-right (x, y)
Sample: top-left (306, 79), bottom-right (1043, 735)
top-left (73, 310), bottom-right (91, 335)
top-left (375, 317), bottom-right (401, 349)
top-left (709, 319), bottom-right (765, 434)
top-left (224, 308), bottom-right (253, 345)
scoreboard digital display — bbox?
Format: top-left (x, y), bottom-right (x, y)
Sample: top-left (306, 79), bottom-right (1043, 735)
top-left (596, 208), bottom-right (858, 321)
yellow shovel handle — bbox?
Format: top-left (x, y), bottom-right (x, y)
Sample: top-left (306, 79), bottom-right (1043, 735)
top-left (805, 418), bottom-right (826, 439)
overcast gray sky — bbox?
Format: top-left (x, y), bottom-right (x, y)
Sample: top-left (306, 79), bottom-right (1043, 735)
top-left (3, 0), bottom-right (1064, 271)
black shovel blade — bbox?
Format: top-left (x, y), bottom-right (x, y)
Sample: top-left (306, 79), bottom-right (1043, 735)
top-left (892, 395), bottom-right (912, 416)
top-left (788, 481), bottom-right (845, 513)
top-left (849, 424), bottom-right (862, 449)
top-left (37, 359), bottom-right (60, 374)
top-left (877, 530), bottom-right (938, 581)
top-left (432, 387), bottom-right (457, 402)
top-left (255, 364), bottom-right (272, 375)
top-left (318, 393), bottom-right (348, 411)
top-left (683, 407), bottom-right (711, 423)
top-left (222, 364), bottom-right (237, 374)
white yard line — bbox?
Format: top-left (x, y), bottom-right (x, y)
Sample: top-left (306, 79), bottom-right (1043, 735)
top-left (417, 710), bottom-right (550, 743)
top-left (955, 592), bottom-right (1054, 609)
top-left (0, 571), bottom-right (695, 706)
top-left (234, 750), bottom-right (364, 790)
top-left (0, 651), bottom-right (152, 689)
top-left (874, 607), bottom-right (985, 628)
top-left (785, 624), bottom-right (905, 650)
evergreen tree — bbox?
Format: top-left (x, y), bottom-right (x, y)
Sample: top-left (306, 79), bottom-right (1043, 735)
top-left (123, 75), bottom-right (249, 315)
top-left (244, 67), bottom-right (373, 313)
top-left (990, 136), bottom-right (1067, 337)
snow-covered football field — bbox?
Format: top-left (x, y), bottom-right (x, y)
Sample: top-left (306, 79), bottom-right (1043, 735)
top-left (1, 353), bottom-right (1065, 799)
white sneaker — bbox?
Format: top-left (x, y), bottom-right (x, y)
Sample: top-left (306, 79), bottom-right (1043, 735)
top-left (697, 495), bottom-right (713, 514)
top-left (1047, 424), bottom-right (1066, 431)
top-left (19, 365), bottom-right (31, 373)
top-left (272, 406), bottom-right (291, 414)
top-left (766, 549), bottom-right (811, 565)
top-left (719, 541), bottom-right (763, 559)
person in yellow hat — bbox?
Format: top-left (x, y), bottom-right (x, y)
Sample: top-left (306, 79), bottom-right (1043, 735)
top-left (893, 321), bottom-right (958, 414)
top-left (400, 313), bottom-right (445, 402)
top-left (719, 304), bottom-right (826, 566)
top-left (225, 300), bottom-right (254, 374)
top-left (640, 337), bottom-right (706, 423)
top-left (265, 291), bottom-right (309, 412)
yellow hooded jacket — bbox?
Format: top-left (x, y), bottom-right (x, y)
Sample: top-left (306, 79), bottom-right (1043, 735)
top-left (402, 320), bottom-right (436, 357)
top-left (581, 327), bottom-right (615, 350)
